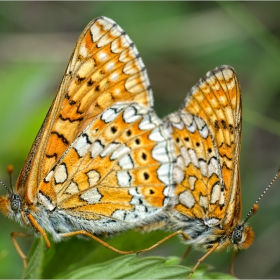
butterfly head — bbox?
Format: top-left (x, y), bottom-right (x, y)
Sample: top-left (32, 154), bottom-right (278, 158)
top-left (231, 223), bottom-right (254, 250)
top-left (9, 193), bottom-right (22, 212)
top-left (0, 192), bottom-right (23, 217)
top-left (0, 171), bottom-right (23, 218)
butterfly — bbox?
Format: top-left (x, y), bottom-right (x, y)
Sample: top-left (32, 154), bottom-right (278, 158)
top-left (0, 16), bottom-right (174, 268)
top-left (138, 65), bottom-right (280, 277)
top-left (1, 15), bottom-right (278, 277)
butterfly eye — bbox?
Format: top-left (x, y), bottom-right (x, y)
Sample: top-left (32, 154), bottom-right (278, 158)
top-left (232, 228), bottom-right (242, 243)
top-left (10, 194), bottom-right (22, 212)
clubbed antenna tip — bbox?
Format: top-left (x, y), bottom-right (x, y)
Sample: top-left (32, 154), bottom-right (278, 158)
top-left (7, 164), bottom-right (14, 190)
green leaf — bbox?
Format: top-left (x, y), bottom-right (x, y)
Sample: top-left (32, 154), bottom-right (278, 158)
top-left (61, 254), bottom-right (188, 279)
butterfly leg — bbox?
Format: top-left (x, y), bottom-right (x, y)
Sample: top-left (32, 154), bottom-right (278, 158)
top-left (27, 213), bottom-right (51, 248)
top-left (11, 232), bottom-right (31, 268)
top-left (187, 243), bottom-right (219, 278)
top-left (229, 247), bottom-right (237, 277)
top-left (180, 245), bottom-right (192, 263)
top-left (60, 230), bottom-right (133, 254)
top-left (137, 230), bottom-right (191, 254)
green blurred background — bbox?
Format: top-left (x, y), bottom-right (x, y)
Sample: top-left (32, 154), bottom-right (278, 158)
top-left (0, 2), bottom-right (280, 278)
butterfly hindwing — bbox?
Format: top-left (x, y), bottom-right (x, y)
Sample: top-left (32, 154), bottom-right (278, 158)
top-left (37, 103), bottom-right (174, 234)
top-left (166, 65), bottom-right (242, 228)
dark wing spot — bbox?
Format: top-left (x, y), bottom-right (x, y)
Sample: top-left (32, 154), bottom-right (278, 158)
top-left (149, 189), bottom-right (155, 194)
top-left (111, 126), bottom-right (117, 134)
top-left (184, 137), bottom-right (189, 142)
top-left (76, 75), bottom-right (86, 84)
top-left (87, 79), bottom-right (94, 86)
top-left (126, 130), bottom-right (132, 137)
top-left (135, 139), bottom-right (140, 145)
top-left (144, 172), bottom-right (149, 180)
top-left (221, 120), bottom-right (227, 129)
top-left (142, 153), bottom-right (147, 160)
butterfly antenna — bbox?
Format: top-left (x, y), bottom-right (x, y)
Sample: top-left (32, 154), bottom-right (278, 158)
top-left (0, 180), bottom-right (11, 194)
top-left (7, 165), bottom-right (14, 191)
top-left (243, 167), bottom-right (280, 225)
top-left (0, 165), bottom-right (15, 194)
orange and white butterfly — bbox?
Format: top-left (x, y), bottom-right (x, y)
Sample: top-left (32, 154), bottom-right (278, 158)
top-left (0, 16), bottom-right (174, 267)
top-left (166, 66), bottom-right (252, 274)
top-left (139, 65), bottom-right (280, 277)
top-left (1, 15), bottom-right (279, 276)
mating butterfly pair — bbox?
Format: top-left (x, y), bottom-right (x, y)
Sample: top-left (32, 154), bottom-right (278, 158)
top-left (1, 16), bottom-right (278, 278)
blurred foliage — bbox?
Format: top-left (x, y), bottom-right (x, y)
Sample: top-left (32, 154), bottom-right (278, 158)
top-left (0, 2), bottom-right (279, 279)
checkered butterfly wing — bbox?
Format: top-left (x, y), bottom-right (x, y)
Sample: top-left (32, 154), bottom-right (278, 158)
top-left (38, 103), bottom-right (173, 231)
top-left (15, 16), bottom-right (154, 205)
top-left (166, 65), bottom-right (242, 229)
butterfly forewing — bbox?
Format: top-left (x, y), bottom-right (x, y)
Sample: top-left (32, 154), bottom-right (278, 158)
top-left (166, 65), bottom-right (242, 230)
top-left (15, 16), bottom-right (154, 205)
